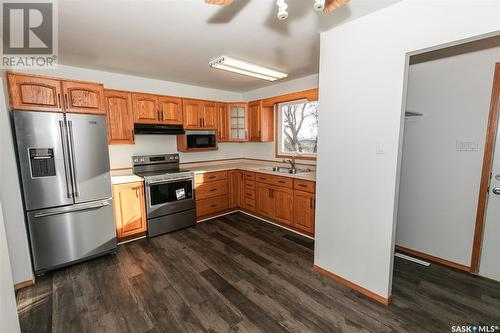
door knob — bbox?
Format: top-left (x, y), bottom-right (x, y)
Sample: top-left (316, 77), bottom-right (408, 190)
top-left (492, 187), bottom-right (500, 195)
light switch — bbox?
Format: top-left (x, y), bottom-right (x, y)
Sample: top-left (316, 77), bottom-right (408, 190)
top-left (376, 139), bottom-right (385, 154)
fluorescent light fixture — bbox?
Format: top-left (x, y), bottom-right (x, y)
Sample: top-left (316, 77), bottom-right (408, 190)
top-left (209, 56), bottom-right (288, 81)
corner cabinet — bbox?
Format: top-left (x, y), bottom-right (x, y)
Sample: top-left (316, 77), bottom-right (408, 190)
top-left (228, 103), bottom-right (248, 141)
top-left (104, 89), bottom-right (134, 144)
top-left (112, 182), bottom-right (147, 239)
top-left (248, 100), bottom-right (274, 142)
top-left (7, 72), bottom-right (105, 115)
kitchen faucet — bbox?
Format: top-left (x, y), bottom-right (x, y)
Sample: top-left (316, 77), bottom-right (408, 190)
top-left (283, 155), bottom-right (296, 172)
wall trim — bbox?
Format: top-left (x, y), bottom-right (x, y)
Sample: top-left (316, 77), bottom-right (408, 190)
top-left (312, 265), bottom-right (392, 305)
top-left (395, 245), bottom-right (470, 272)
top-left (14, 277), bottom-right (34, 290)
top-left (471, 62), bottom-right (500, 273)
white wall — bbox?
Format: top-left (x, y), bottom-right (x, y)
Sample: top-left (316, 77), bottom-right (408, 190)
top-left (397, 46), bottom-right (498, 267)
top-left (0, 200), bottom-right (21, 333)
top-left (0, 72), bottom-right (33, 285)
top-left (316, 0), bottom-right (500, 299)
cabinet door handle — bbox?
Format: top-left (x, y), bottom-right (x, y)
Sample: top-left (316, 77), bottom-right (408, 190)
top-left (310, 197), bottom-right (313, 209)
top-left (203, 118), bottom-right (205, 127)
top-left (199, 118), bottom-right (202, 127)
top-left (57, 93), bottom-right (61, 109)
top-left (64, 94), bottom-right (69, 109)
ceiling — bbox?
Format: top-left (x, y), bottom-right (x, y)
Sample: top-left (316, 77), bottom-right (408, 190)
top-left (58, 0), bottom-right (397, 92)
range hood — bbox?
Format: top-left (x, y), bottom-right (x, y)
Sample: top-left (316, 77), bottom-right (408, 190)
top-left (134, 124), bottom-right (185, 135)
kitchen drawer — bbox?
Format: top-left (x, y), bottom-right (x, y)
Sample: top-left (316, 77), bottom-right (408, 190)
top-left (244, 189), bottom-right (256, 200)
top-left (245, 180), bottom-right (256, 190)
top-left (244, 198), bottom-right (256, 211)
top-left (294, 179), bottom-right (315, 193)
top-left (195, 179), bottom-right (228, 200)
top-left (244, 171), bottom-right (255, 181)
top-left (195, 171), bottom-right (227, 184)
top-left (196, 195), bottom-right (229, 218)
top-left (255, 173), bottom-right (293, 188)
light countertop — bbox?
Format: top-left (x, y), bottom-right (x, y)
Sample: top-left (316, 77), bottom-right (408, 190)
top-left (110, 169), bottom-right (143, 185)
top-left (183, 160), bottom-right (316, 182)
top-left (110, 159), bottom-right (316, 184)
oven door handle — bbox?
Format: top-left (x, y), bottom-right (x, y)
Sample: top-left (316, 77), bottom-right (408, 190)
top-left (146, 177), bottom-right (193, 186)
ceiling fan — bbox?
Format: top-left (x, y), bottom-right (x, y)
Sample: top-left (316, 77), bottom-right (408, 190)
top-left (205, 0), bottom-right (349, 20)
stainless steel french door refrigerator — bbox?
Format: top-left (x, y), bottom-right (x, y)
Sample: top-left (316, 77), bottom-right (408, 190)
top-left (13, 111), bottom-right (117, 275)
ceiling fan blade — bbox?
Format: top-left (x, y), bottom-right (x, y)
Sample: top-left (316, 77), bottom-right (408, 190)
top-left (205, 0), bottom-right (233, 5)
top-left (323, 0), bottom-right (349, 13)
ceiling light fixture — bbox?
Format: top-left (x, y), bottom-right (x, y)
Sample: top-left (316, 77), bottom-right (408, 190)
top-left (209, 56), bottom-right (288, 81)
top-left (276, 0), bottom-right (288, 20)
top-left (313, 0), bottom-right (325, 11)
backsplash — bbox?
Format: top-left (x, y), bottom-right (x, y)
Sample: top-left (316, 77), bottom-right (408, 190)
top-left (108, 135), bottom-right (316, 169)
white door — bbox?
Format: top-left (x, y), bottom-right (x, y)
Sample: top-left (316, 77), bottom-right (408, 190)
top-left (481, 108), bottom-right (500, 281)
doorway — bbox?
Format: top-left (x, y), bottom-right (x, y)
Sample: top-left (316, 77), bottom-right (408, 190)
top-left (395, 34), bottom-right (500, 279)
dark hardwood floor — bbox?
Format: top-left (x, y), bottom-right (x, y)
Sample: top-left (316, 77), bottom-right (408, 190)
top-left (16, 212), bottom-right (500, 333)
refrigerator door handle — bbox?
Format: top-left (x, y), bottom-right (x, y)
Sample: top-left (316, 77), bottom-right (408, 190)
top-left (59, 121), bottom-right (73, 198)
top-left (67, 120), bottom-right (80, 197)
top-left (32, 201), bottom-right (111, 218)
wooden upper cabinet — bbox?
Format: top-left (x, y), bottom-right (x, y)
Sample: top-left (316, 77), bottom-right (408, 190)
top-left (183, 98), bottom-right (202, 129)
top-left (104, 90), bottom-right (134, 145)
top-left (217, 103), bottom-right (229, 142)
top-left (228, 103), bottom-right (248, 141)
top-left (62, 81), bottom-right (105, 115)
top-left (112, 182), bottom-right (147, 239)
top-left (132, 93), bottom-right (159, 124)
top-left (158, 96), bottom-right (183, 124)
top-left (201, 101), bottom-right (217, 129)
top-left (7, 72), bottom-right (62, 112)
top-left (248, 100), bottom-right (273, 142)
top-left (293, 190), bottom-right (315, 234)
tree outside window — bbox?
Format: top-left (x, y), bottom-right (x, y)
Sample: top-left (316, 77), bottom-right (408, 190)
top-left (278, 100), bottom-right (318, 158)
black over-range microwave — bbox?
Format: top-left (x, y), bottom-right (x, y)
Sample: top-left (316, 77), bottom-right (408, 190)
top-left (186, 131), bottom-right (217, 149)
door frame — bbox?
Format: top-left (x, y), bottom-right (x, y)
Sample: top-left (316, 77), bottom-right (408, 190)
top-left (471, 62), bottom-right (500, 273)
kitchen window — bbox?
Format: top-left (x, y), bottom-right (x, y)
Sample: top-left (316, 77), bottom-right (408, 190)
top-left (277, 99), bottom-right (318, 159)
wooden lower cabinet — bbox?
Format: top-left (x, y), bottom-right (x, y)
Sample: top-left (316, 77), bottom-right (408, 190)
top-left (112, 182), bottom-right (147, 239)
top-left (273, 187), bottom-right (294, 226)
top-left (228, 170), bottom-right (243, 208)
top-left (194, 170), bottom-right (315, 235)
top-left (196, 195), bottom-right (229, 218)
top-left (256, 183), bottom-right (274, 217)
top-left (293, 190), bottom-right (315, 234)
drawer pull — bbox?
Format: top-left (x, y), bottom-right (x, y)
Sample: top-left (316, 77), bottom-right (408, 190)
top-left (210, 204), bottom-right (217, 208)
top-left (208, 176), bottom-right (216, 179)
top-left (209, 189), bottom-right (217, 192)
top-left (278, 181), bottom-right (286, 184)
top-left (299, 184), bottom-right (307, 187)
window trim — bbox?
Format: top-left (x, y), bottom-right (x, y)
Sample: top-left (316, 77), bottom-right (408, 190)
top-left (275, 99), bottom-right (318, 161)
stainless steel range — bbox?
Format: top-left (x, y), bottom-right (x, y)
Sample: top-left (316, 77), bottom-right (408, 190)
top-left (132, 154), bottom-right (196, 237)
